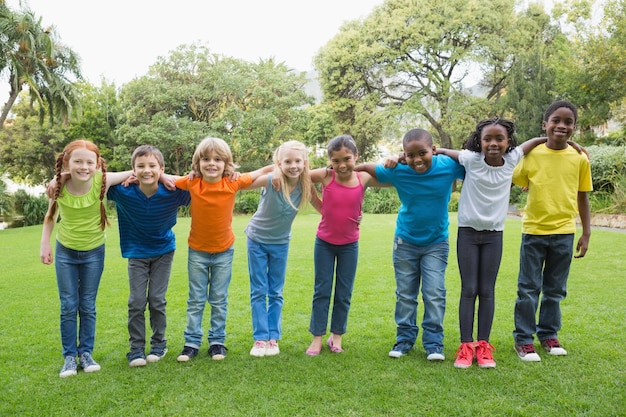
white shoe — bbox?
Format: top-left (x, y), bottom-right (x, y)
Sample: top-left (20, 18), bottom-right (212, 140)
top-left (515, 344), bottom-right (541, 362)
top-left (250, 340), bottom-right (267, 357)
top-left (265, 340), bottom-right (280, 356)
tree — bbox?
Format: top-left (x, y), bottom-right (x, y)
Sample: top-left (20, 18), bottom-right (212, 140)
top-left (315, 0), bottom-right (525, 149)
top-left (0, 2), bottom-right (81, 128)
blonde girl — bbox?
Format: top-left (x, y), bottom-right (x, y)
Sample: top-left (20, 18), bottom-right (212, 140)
top-left (40, 139), bottom-right (132, 378)
top-left (244, 140), bottom-right (319, 357)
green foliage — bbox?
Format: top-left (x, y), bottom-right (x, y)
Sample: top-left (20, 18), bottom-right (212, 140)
top-left (20, 193), bottom-right (47, 226)
top-left (12, 189), bottom-right (30, 214)
top-left (448, 191), bottom-right (460, 213)
top-left (235, 190), bottom-right (261, 214)
top-left (587, 145), bottom-right (626, 192)
top-left (0, 179), bottom-right (14, 217)
top-left (362, 187), bottom-right (400, 214)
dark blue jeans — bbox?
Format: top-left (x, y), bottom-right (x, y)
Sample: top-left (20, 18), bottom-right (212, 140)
top-left (513, 233), bottom-right (574, 345)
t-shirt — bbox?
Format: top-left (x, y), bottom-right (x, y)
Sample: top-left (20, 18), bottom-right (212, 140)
top-left (375, 155), bottom-right (465, 246)
top-left (176, 174), bottom-right (253, 253)
top-left (107, 183), bottom-right (190, 258)
top-left (56, 170), bottom-right (106, 251)
top-left (244, 174), bottom-right (302, 244)
top-left (513, 144), bottom-right (593, 234)
top-left (457, 147), bottom-right (524, 231)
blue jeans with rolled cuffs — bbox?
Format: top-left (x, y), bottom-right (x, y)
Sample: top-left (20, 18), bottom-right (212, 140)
top-left (393, 236), bottom-right (448, 353)
top-left (513, 233), bottom-right (573, 345)
top-left (183, 246), bottom-right (234, 348)
top-left (309, 237), bottom-right (359, 336)
top-left (55, 241), bottom-right (105, 358)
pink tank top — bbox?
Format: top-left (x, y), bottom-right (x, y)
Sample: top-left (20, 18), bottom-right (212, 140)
top-left (316, 170), bottom-right (364, 245)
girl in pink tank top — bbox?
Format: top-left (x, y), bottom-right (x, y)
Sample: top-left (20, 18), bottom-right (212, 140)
top-left (305, 135), bottom-right (387, 356)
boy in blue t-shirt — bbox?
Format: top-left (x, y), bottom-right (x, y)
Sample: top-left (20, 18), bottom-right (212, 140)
top-left (357, 128), bottom-right (464, 361)
top-left (107, 145), bottom-right (190, 367)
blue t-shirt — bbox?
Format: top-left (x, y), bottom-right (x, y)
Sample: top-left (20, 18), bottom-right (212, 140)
top-left (107, 183), bottom-right (191, 258)
top-left (375, 155), bottom-right (465, 246)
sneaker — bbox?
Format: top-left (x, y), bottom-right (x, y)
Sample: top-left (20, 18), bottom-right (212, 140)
top-left (475, 340), bottom-right (496, 368)
top-left (127, 349), bottom-right (147, 367)
top-left (250, 340), bottom-right (267, 357)
top-left (453, 343), bottom-right (474, 369)
top-left (177, 346), bottom-right (199, 362)
top-left (389, 341), bottom-right (413, 358)
top-left (79, 352), bottom-right (101, 373)
top-left (59, 356), bottom-right (78, 378)
top-left (208, 344), bottom-right (228, 360)
top-left (146, 346), bottom-right (168, 363)
top-left (426, 348), bottom-right (445, 362)
top-left (515, 344), bottom-right (541, 362)
top-left (265, 340), bottom-right (280, 356)
top-left (541, 338), bottom-right (567, 356)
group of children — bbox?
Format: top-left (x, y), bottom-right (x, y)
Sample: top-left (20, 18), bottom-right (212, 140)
top-left (40, 100), bottom-right (592, 377)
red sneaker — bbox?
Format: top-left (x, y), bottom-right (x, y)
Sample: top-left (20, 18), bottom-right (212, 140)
top-left (476, 340), bottom-right (496, 368)
top-left (453, 342), bottom-right (474, 369)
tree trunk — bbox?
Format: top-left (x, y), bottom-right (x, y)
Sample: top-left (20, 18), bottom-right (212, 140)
top-left (0, 89), bottom-right (20, 129)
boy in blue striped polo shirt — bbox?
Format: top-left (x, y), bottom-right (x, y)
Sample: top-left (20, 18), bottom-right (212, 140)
top-left (108, 145), bottom-right (190, 367)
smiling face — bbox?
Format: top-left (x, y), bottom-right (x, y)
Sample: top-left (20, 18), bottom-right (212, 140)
top-left (543, 106), bottom-right (576, 149)
top-left (133, 154), bottom-right (163, 188)
top-left (278, 148), bottom-right (305, 184)
top-left (199, 151), bottom-right (226, 183)
top-left (66, 148), bottom-right (98, 182)
top-left (403, 139), bottom-right (435, 173)
top-left (329, 146), bottom-right (357, 180)
top-left (480, 124), bottom-right (510, 166)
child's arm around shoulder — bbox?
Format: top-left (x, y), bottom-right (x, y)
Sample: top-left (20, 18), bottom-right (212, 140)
top-left (241, 165), bottom-right (273, 189)
top-left (310, 167), bottom-right (333, 186)
top-left (354, 163), bottom-right (378, 178)
top-left (435, 148), bottom-right (460, 161)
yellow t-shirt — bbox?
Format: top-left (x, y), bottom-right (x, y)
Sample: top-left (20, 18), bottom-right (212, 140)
top-left (175, 174), bottom-right (252, 253)
top-left (513, 144), bottom-right (592, 235)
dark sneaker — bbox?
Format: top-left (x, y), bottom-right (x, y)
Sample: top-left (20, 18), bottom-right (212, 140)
top-left (426, 347), bottom-right (445, 361)
top-left (177, 346), bottom-right (199, 362)
top-left (515, 344), bottom-right (541, 362)
top-left (146, 346), bottom-right (168, 363)
top-left (208, 344), bottom-right (228, 360)
top-left (59, 356), bottom-right (78, 378)
top-left (541, 338), bottom-right (567, 356)
top-left (79, 352), bottom-right (101, 373)
top-left (388, 341), bottom-right (413, 358)
top-left (127, 349), bottom-right (147, 367)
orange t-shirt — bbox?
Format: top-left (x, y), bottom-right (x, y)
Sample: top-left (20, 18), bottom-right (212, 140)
top-left (176, 174), bottom-right (252, 253)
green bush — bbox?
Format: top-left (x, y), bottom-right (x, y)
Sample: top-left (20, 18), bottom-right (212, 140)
top-left (587, 145), bottom-right (626, 192)
top-left (235, 190), bottom-right (261, 214)
top-left (448, 191), bottom-right (460, 212)
top-left (362, 187), bottom-right (400, 214)
top-left (21, 194), bottom-right (48, 226)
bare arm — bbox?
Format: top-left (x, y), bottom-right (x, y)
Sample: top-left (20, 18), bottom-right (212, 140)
top-left (354, 163), bottom-right (378, 178)
top-left (435, 148), bottom-right (460, 161)
top-left (40, 200), bottom-right (58, 265)
top-left (520, 137), bottom-right (548, 155)
top-left (309, 167), bottom-right (332, 185)
top-left (309, 183), bottom-right (322, 213)
top-left (574, 191), bottom-right (591, 258)
top-left (105, 170), bottom-right (134, 192)
top-left (246, 173), bottom-right (270, 190)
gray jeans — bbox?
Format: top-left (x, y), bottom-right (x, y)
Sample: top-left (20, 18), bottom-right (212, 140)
top-left (127, 251), bottom-right (175, 351)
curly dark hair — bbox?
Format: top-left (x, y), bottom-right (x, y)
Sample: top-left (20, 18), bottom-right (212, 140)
top-left (462, 118), bottom-right (518, 153)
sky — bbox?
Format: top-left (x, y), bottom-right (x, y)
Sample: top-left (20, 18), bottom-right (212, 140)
top-left (4, 0), bottom-right (385, 88)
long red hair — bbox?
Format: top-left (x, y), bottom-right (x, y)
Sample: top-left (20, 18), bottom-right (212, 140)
top-left (44, 139), bottom-right (109, 230)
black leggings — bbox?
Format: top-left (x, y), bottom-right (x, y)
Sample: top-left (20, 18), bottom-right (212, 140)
top-left (456, 227), bottom-right (503, 343)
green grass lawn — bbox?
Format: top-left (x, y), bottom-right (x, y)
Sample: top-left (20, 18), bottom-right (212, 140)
top-left (0, 214), bottom-right (625, 416)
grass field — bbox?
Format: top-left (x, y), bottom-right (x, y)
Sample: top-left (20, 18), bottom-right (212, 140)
top-left (0, 213), bottom-right (624, 416)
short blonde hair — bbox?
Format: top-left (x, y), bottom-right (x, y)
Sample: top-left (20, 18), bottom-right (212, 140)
top-left (191, 137), bottom-right (235, 177)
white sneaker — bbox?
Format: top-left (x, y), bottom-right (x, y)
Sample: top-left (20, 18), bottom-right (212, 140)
top-left (265, 340), bottom-right (280, 356)
top-left (250, 340), bottom-right (267, 357)
top-left (515, 344), bottom-right (541, 362)
top-left (541, 339), bottom-right (568, 356)
top-left (427, 352), bottom-right (445, 361)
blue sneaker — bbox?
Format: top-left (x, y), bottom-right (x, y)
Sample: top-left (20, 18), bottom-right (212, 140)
top-left (127, 349), bottom-right (147, 367)
top-left (389, 341), bottom-right (413, 358)
top-left (426, 347), bottom-right (445, 361)
top-left (79, 352), bottom-right (101, 372)
top-left (59, 356), bottom-right (78, 378)
top-left (146, 346), bottom-right (168, 363)
top-left (208, 344), bottom-right (228, 361)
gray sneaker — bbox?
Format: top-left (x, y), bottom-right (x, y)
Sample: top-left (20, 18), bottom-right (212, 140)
top-left (389, 342), bottom-right (414, 358)
top-left (59, 356), bottom-right (78, 378)
top-left (79, 352), bottom-right (101, 373)
top-left (146, 346), bottom-right (168, 363)
top-left (127, 349), bottom-right (147, 367)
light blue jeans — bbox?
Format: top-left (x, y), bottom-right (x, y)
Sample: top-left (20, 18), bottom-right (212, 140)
top-left (183, 246), bottom-right (234, 348)
top-left (393, 236), bottom-right (448, 353)
top-left (247, 237), bottom-right (289, 341)
top-left (309, 237), bottom-right (359, 336)
top-left (55, 241), bottom-right (105, 358)
top-left (513, 234), bottom-right (574, 345)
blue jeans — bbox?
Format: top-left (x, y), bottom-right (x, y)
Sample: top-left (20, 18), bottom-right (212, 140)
top-left (183, 246), bottom-right (234, 348)
top-left (247, 237), bottom-right (289, 341)
top-left (393, 236), bottom-right (448, 352)
top-left (309, 237), bottom-right (358, 336)
top-left (55, 241), bottom-right (105, 358)
top-left (513, 234), bottom-right (574, 345)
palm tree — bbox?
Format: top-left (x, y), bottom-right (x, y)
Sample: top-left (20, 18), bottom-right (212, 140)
top-left (0, 3), bottom-right (81, 128)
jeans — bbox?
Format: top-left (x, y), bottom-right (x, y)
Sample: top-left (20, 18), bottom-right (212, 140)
top-left (183, 246), bottom-right (234, 348)
top-left (127, 251), bottom-right (174, 351)
top-left (456, 227), bottom-right (503, 342)
top-left (513, 234), bottom-right (574, 345)
top-left (247, 237), bottom-right (289, 341)
top-left (393, 236), bottom-right (448, 352)
top-left (309, 237), bottom-right (358, 336)
top-left (55, 241), bottom-right (105, 358)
